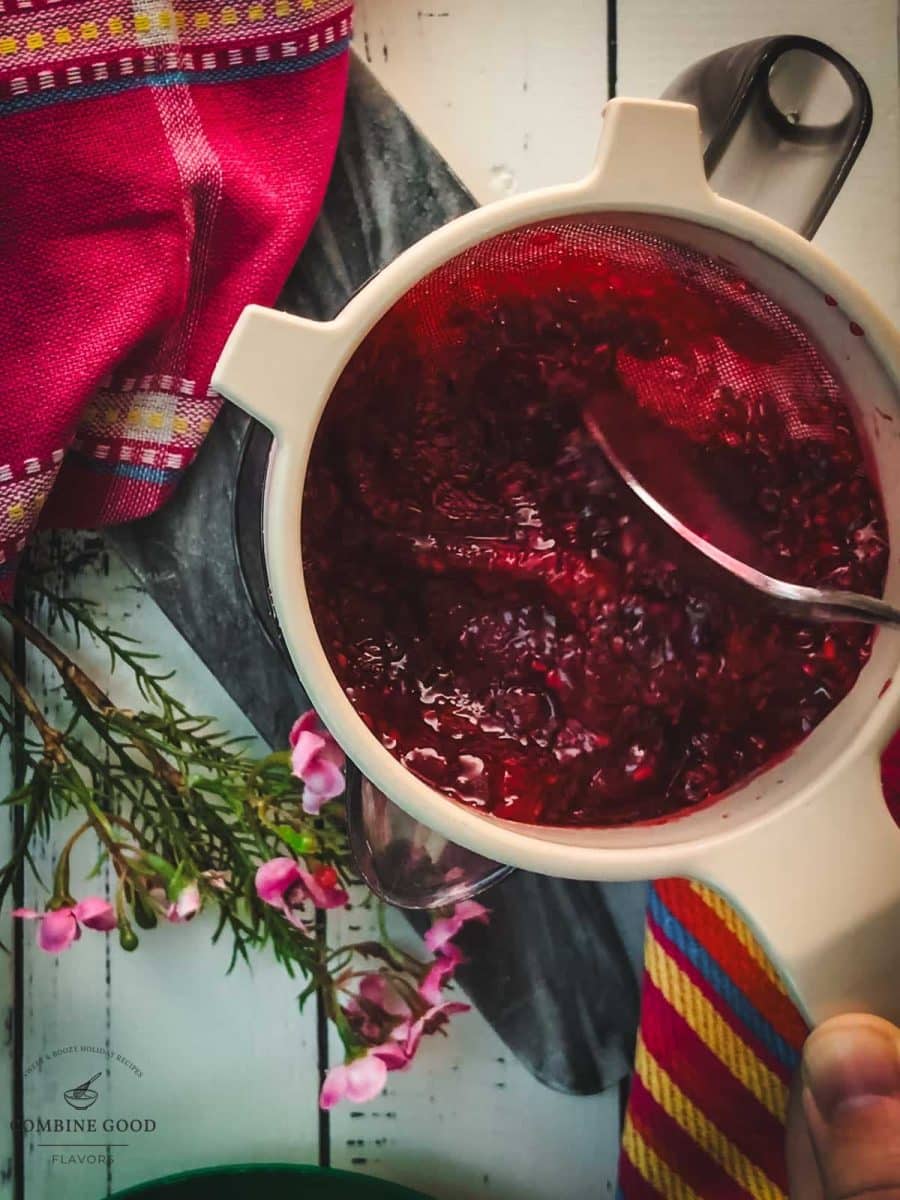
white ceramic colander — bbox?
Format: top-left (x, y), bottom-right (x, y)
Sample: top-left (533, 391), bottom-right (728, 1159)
top-left (213, 99), bottom-right (900, 1026)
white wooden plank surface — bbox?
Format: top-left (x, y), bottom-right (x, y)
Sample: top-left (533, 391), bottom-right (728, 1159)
top-left (328, 901), bottom-right (621, 1200)
top-left (357, 0), bottom-right (900, 320)
top-left (1, 655), bottom-right (16, 1193)
top-left (618, 0), bottom-right (900, 323)
top-left (9, 4), bottom-right (899, 1197)
top-left (321, 4), bottom-right (898, 1193)
top-left (335, 9), bottom-right (625, 1195)
top-left (19, 550), bottom-right (321, 1200)
top-left (14, 546), bottom-right (623, 1200)
top-left (352, 0), bottom-right (610, 204)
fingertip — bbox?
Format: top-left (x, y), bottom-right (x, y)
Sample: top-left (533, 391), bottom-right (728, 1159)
top-left (803, 1014), bottom-right (900, 1121)
top-left (787, 1077), bottom-right (825, 1200)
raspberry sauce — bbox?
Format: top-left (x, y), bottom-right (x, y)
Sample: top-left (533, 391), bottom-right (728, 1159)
top-left (303, 224), bottom-right (887, 827)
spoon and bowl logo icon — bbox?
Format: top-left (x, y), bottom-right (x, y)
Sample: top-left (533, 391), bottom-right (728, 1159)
top-left (63, 1072), bottom-right (101, 1110)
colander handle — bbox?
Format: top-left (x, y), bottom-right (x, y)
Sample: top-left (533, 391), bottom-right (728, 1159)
top-left (212, 304), bottom-right (348, 440)
top-left (694, 752), bottom-right (900, 1026)
top-left (580, 99), bottom-right (716, 212)
top-left (663, 35), bottom-right (871, 239)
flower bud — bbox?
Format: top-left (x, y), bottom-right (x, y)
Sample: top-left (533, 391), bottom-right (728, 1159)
top-left (118, 921), bottom-right (139, 952)
top-left (132, 891), bottom-right (158, 930)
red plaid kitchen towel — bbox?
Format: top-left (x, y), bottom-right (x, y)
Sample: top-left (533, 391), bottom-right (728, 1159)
top-left (618, 746), bottom-right (900, 1199)
top-left (0, 0), bottom-right (352, 595)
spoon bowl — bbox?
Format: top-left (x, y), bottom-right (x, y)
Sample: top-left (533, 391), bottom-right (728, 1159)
top-left (347, 772), bottom-right (513, 909)
top-left (584, 381), bottom-right (900, 630)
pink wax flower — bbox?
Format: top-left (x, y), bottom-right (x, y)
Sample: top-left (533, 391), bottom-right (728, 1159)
top-left (402, 1000), bottom-right (470, 1060)
top-left (345, 973), bottom-right (414, 1044)
top-left (321, 995), bottom-right (471, 1109)
top-left (200, 869), bottom-right (231, 892)
top-left (289, 709), bottom-right (346, 815)
top-left (13, 896), bottom-right (116, 954)
top-left (355, 972), bottom-right (412, 1021)
top-left (419, 941), bottom-right (464, 1006)
top-left (424, 899), bottom-right (490, 955)
top-left (320, 1049), bottom-right (391, 1109)
top-left (324, 956), bottom-right (472, 1109)
top-left (151, 880), bottom-right (202, 923)
top-left (255, 856), bottom-right (348, 931)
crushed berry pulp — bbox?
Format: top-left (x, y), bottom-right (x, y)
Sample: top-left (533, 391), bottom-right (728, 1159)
top-left (302, 224), bottom-right (888, 827)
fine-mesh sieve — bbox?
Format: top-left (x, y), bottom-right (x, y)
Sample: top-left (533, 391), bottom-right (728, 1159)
top-left (214, 99), bottom-right (900, 1026)
top-left (305, 211), bottom-right (890, 620)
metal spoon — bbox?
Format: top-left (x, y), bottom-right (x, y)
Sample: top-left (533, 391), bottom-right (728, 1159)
top-left (346, 769), bottom-right (513, 910)
top-left (583, 385), bottom-right (900, 629)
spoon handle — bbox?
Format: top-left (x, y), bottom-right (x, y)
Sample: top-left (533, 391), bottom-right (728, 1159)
top-left (72, 1071), bottom-right (102, 1094)
top-left (790, 588), bottom-right (900, 629)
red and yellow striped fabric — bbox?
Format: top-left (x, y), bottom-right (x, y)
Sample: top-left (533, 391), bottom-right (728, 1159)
top-left (620, 751), bottom-right (900, 1198)
top-left (619, 879), bottom-right (808, 1200)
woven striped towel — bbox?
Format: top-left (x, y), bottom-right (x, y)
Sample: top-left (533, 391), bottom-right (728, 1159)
top-left (619, 879), bottom-right (808, 1200)
top-left (0, 0), bottom-right (352, 596)
top-left (620, 742), bottom-right (900, 1199)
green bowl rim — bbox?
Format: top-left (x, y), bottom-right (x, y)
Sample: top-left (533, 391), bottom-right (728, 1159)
top-left (110, 1162), bottom-right (432, 1199)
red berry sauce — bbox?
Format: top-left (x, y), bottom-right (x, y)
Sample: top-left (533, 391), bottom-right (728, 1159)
top-left (302, 223), bottom-right (887, 827)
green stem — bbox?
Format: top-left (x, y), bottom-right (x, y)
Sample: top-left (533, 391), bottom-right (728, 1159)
top-left (51, 819), bottom-right (90, 908)
top-left (0, 649), bottom-right (66, 766)
top-left (0, 586), bottom-right (442, 1072)
top-left (0, 762), bottom-right (51, 922)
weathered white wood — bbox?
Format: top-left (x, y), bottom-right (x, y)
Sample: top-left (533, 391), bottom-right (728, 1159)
top-left (0, 648), bottom-right (17, 1194)
top-left (352, 0), bottom-right (609, 204)
top-left (330, 5), bottom-right (898, 1193)
top-left (617, 0), bottom-right (900, 323)
top-left (335, 10), bottom-right (626, 1194)
top-left (13, 6), bottom-right (897, 1198)
top-left (356, 0), bottom-right (900, 321)
top-left (328, 900), bottom-right (621, 1199)
top-left (19, 548), bottom-right (321, 1199)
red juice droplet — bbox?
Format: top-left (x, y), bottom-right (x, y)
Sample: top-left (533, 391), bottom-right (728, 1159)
top-left (314, 866), bottom-right (338, 889)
